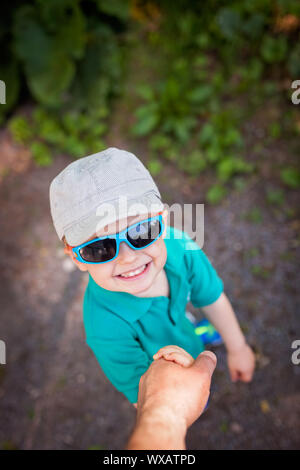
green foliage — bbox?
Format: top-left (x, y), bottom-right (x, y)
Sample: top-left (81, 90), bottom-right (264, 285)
top-left (206, 184), bottom-right (228, 205)
top-left (30, 142), bottom-right (53, 166)
top-left (266, 188), bottom-right (285, 206)
top-left (243, 208), bottom-right (263, 224)
top-left (280, 167), bottom-right (300, 189)
top-left (251, 265), bottom-right (272, 279)
top-left (268, 122), bottom-right (281, 140)
top-left (2, 0), bottom-right (299, 189)
top-left (9, 104), bottom-right (108, 166)
top-left (178, 150), bottom-right (207, 175)
top-left (217, 157), bottom-right (253, 182)
top-left (9, 116), bottom-right (33, 144)
top-left (0, 0), bottom-right (128, 117)
top-left (147, 158), bottom-right (162, 176)
top-left (260, 35), bottom-right (288, 64)
top-left (128, 0), bottom-right (299, 202)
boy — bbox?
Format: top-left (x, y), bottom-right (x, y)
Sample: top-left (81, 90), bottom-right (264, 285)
top-left (49, 147), bottom-right (255, 405)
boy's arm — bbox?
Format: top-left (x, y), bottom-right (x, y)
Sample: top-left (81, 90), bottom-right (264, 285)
top-left (201, 292), bottom-right (246, 353)
top-left (183, 236), bottom-right (255, 382)
top-left (201, 292), bottom-right (255, 382)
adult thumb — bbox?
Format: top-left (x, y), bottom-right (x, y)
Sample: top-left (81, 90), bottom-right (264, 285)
top-left (193, 350), bottom-right (217, 377)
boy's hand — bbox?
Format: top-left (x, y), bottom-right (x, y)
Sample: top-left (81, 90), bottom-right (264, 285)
top-left (153, 345), bottom-right (194, 368)
top-left (227, 343), bottom-right (255, 383)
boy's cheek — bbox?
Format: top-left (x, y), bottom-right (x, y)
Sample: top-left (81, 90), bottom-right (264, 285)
top-left (64, 249), bottom-right (89, 272)
top-left (86, 264), bottom-right (115, 286)
top-left (150, 241), bottom-right (167, 265)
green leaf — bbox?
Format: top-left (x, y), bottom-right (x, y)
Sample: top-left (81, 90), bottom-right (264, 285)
top-left (188, 85), bottom-right (213, 104)
top-left (147, 159), bottom-right (162, 176)
top-left (198, 123), bottom-right (215, 146)
top-left (72, 24), bottom-right (122, 110)
top-left (9, 116), bottom-right (33, 145)
top-left (178, 150), bottom-right (207, 175)
top-left (288, 43), bottom-right (300, 78)
top-left (266, 188), bottom-right (285, 206)
top-left (136, 85), bottom-right (155, 101)
top-left (242, 14), bottom-right (265, 38)
top-left (205, 144), bottom-right (223, 163)
top-left (217, 8), bottom-right (242, 39)
top-left (261, 35), bottom-right (288, 64)
top-left (268, 122), bottom-right (281, 139)
top-left (206, 184), bottom-right (227, 205)
top-left (132, 113), bottom-right (159, 136)
top-left (32, 108), bottom-right (66, 145)
top-left (135, 103), bottom-right (158, 120)
top-left (222, 128), bottom-right (243, 148)
top-left (280, 168), bottom-right (300, 189)
top-left (244, 208), bottom-right (263, 224)
top-left (14, 6), bottom-right (75, 107)
top-left (30, 142), bottom-right (53, 166)
top-left (63, 136), bottom-right (88, 158)
top-left (149, 134), bottom-right (172, 151)
top-left (55, 5), bottom-right (86, 60)
top-left (96, 0), bottom-right (130, 21)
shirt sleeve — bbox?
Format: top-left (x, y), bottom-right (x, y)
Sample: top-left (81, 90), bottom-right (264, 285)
top-left (86, 330), bottom-right (151, 404)
top-left (182, 232), bottom-right (224, 308)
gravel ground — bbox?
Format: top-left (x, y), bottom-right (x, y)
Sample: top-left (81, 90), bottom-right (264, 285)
top-left (0, 132), bottom-right (299, 450)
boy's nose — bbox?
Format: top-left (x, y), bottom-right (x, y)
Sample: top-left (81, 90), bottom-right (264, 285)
top-left (117, 240), bottom-right (138, 264)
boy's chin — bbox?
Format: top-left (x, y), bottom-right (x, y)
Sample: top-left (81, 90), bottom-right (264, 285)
top-left (117, 277), bottom-right (153, 295)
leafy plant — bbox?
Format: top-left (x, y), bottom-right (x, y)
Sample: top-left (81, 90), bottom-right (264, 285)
top-left (280, 167), bottom-right (300, 189)
top-left (206, 184), bottom-right (227, 205)
top-left (1, 0), bottom-right (128, 118)
top-left (30, 142), bottom-right (53, 166)
top-left (8, 116), bottom-right (33, 144)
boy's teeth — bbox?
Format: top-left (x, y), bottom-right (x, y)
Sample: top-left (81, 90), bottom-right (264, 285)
top-left (120, 264), bottom-right (146, 278)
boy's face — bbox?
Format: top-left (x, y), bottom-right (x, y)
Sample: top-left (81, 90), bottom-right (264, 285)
top-left (65, 210), bottom-right (168, 296)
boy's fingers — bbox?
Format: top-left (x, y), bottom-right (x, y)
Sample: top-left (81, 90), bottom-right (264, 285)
top-left (164, 352), bottom-right (194, 367)
top-left (241, 370), bottom-right (253, 382)
top-left (153, 352), bottom-right (162, 360)
top-left (153, 345), bottom-right (186, 359)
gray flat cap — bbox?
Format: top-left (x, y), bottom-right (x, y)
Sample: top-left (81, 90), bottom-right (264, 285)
top-left (49, 147), bottom-right (164, 245)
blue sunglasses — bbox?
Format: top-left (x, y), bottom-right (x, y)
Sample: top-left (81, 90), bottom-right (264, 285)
top-left (72, 214), bottom-right (164, 264)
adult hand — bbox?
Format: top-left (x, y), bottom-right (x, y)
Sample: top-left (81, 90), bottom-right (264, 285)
top-left (127, 350), bottom-right (217, 450)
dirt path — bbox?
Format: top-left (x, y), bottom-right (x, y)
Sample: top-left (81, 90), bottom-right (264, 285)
top-left (0, 114), bottom-right (299, 449)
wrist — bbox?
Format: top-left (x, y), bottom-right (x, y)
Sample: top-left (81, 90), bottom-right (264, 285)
top-left (226, 338), bottom-right (247, 355)
top-left (128, 405), bottom-right (187, 450)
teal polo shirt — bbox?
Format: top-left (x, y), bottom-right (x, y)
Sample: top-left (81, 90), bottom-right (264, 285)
top-left (83, 226), bottom-right (223, 403)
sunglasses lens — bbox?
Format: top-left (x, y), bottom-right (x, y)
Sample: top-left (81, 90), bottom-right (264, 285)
top-left (79, 239), bottom-right (117, 263)
top-left (127, 218), bottom-right (162, 248)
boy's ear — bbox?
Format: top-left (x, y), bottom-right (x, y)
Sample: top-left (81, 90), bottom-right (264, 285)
top-left (63, 241), bottom-right (88, 272)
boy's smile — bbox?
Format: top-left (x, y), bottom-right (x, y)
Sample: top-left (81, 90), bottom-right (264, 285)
top-left (67, 210), bottom-right (168, 296)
